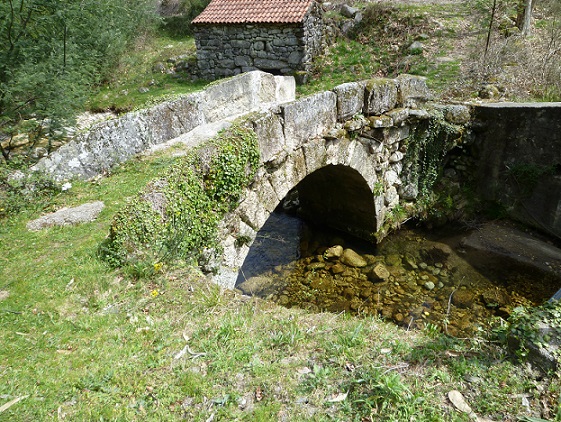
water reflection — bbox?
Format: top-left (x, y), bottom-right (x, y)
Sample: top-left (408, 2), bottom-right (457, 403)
top-left (236, 211), bottom-right (561, 337)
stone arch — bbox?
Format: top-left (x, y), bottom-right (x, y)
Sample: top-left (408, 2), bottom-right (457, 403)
top-left (213, 138), bottom-right (381, 289)
top-left (293, 164), bottom-right (378, 239)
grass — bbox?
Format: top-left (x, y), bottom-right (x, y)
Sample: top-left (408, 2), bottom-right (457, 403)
top-left (299, 2), bottom-right (466, 97)
top-left (2, 1), bottom-right (561, 420)
top-left (87, 33), bottom-right (207, 114)
top-left (1, 149), bottom-right (561, 420)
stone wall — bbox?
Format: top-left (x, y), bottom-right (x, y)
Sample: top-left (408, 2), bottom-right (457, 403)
top-left (212, 75), bottom-right (468, 288)
top-left (472, 102), bottom-right (561, 237)
top-left (194, 3), bottom-right (324, 79)
top-left (32, 71), bottom-right (295, 181)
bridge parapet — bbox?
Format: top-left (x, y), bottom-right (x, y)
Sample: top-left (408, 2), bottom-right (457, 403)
top-left (212, 74), bottom-right (467, 288)
top-left (85, 71), bottom-right (469, 289)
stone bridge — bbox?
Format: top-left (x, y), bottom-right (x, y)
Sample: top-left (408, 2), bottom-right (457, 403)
top-left (33, 71), bottom-right (561, 290)
top-left (208, 74), bottom-right (469, 288)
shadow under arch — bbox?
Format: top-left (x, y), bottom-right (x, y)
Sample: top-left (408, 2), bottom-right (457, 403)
top-left (295, 164), bottom-right (378, 240)
top-left (235, 164), bottom-right (377, 288)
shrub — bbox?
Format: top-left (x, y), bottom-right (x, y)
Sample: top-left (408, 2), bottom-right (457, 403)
top-left (100, 124), bottom-right (259, 271)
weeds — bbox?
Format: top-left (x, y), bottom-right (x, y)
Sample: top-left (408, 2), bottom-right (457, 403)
top-left (3, 1), bottom-right (561, 420)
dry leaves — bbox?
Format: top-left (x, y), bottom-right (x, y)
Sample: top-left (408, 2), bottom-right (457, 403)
top-left (448, 390), bottom-right (495, 422)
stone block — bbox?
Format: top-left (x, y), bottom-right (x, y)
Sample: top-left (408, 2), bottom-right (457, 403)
top-left (282, 91), bottom-right (337, 150)
top-left (142, 94), bottom-right (205, 143)
top-left (364, 78), bottom-right (398, 116)
top-left (396, 74), bottom-right (432, 108)
top-left (254, 174), bottom-right (282, 212)
top-left (386, 108), bottom-right (410, 125)
top-left (274, 75), bottom-right (296, 103)
top-left (432, 104), bottom-right (472, 124)
top-left (368, 115), bottom-right (394, 128)
top-left (333, 81), bottom-right (366, 121)
top-left (383, 126), bottom-right (411, 144)
top-left (301, 139), bottom-right (327, 174)
top-left (326, 137), bottom-right (356, 167)
top-left (254, 58), bottom-right (289, 69)
top-left (234, 55), bottom-right (252, 67)
top-left (250, 110), bottom-right (287, 164)
top-left (201, 71), bottom-right (277, 122)
top-left (288, 50), bottom-right (304, 65)
top-left (237, 189), bottom-right (270, 230)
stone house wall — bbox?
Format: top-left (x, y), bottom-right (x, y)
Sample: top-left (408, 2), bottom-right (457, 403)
top-left (194, 3), bottom-right (324, 79)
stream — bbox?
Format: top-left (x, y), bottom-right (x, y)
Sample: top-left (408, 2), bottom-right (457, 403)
top-left (235, 211), bottom-right (561, 337)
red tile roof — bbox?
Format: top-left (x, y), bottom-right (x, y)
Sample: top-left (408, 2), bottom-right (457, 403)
top-left (192, 0), bottom-right (315, 24)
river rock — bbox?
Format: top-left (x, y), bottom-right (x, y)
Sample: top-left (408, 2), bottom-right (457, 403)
top-left (330, 263), bottom-right (345, 274)
top-left (481, 288), bottom-right (510, 309)
top-left (368, 263), bottom-right (390, 282)
top-left (340, 248), bottom-right (367, 268)
top-left (404, 254), bottom-right (418, 269)
top-left (343, 287), bottom-right (356, 299)
top-left (424, 281), bottom-right (435, 290)
top-left (324, 245), bottom-right (344, 260)
top-left (307, 262), bottom-right (326, 271)
top-left (310, 278), bottom-right (335, 291)
top-left (237, 276), bottom-right (278, 296)
top-left (328, 300), bottom-right (351, 313)
top-left (363, 254), bottom-right (378, 265)
top-left (386, 254), bottom-right (402, 267)
top-left (360, 287), bottom-right (373, 299)
top-left (451, 289), bottom-right (475, 309)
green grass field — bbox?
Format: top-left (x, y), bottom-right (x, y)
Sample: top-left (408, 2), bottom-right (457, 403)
top-left (1, 1), bottom-right (561, 419)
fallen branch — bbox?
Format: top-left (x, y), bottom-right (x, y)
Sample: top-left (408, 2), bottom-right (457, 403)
top-left (0, 395), bottom-right (29, 413)
top-left (173, 334), bottom-right (206, 360)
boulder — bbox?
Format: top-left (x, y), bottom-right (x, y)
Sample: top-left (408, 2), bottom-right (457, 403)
top-left (340, 4), bottom-right (359, 18)
top-left (324, 245), bottom-right (344, 260)
top-left (479, 84), bottom-right (500, 99)
top-left (408, 41), bottom-right (424, 53)
top-left (481, 288), bottom-right (510, 309)
top-left (368, 263), bottom-right (390, 281)
top-left (340, 248), bottom-right (368, 268)
top-left (27, 201), bottom-right (105, 231)
top-left (451, 290), bottom-right (475, 309)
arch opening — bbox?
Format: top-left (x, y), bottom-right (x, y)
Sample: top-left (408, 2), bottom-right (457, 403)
top-left (289, 164), bottom-right (378, 241)
top-left (234, 164), bottom-right (377, 289)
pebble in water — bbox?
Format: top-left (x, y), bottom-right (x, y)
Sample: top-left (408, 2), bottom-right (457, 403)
top-left (237, 213), bottom-right (559, 337)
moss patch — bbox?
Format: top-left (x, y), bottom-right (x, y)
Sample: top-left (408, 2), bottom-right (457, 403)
top-left (100, 124), bottom-right (259, 272)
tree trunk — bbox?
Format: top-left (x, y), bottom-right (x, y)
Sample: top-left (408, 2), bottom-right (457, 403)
top-left (518, 0), bottom-right (534, 36)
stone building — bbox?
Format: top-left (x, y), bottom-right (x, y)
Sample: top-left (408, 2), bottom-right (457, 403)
top-left (192, 0), bottom-right (324, 80)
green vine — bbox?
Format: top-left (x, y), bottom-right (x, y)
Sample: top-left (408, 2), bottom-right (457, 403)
top-left (503, 300), bottom-right (561, 364)
top-left (99, 124), bottom-right (260, 273)
top-left (405, 110), bottom-right (462, 199)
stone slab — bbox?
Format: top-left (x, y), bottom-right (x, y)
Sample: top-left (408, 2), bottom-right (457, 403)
top-left (27, 201), bottom-right (105, 231)
top-left (281, 91), bottom-right (337, 150)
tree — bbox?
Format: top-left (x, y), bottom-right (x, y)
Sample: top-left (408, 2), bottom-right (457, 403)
top-left (517, 0), bottom-right (535, 36)
top-left (0, 0), bottom-right (157, 162)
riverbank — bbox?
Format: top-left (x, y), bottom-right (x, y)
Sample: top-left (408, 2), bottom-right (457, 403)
top-left (1, 151), bottom-right (560, 420)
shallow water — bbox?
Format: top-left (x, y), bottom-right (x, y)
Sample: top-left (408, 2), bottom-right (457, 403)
top-left (236, 211), bottom-right (561, 337)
